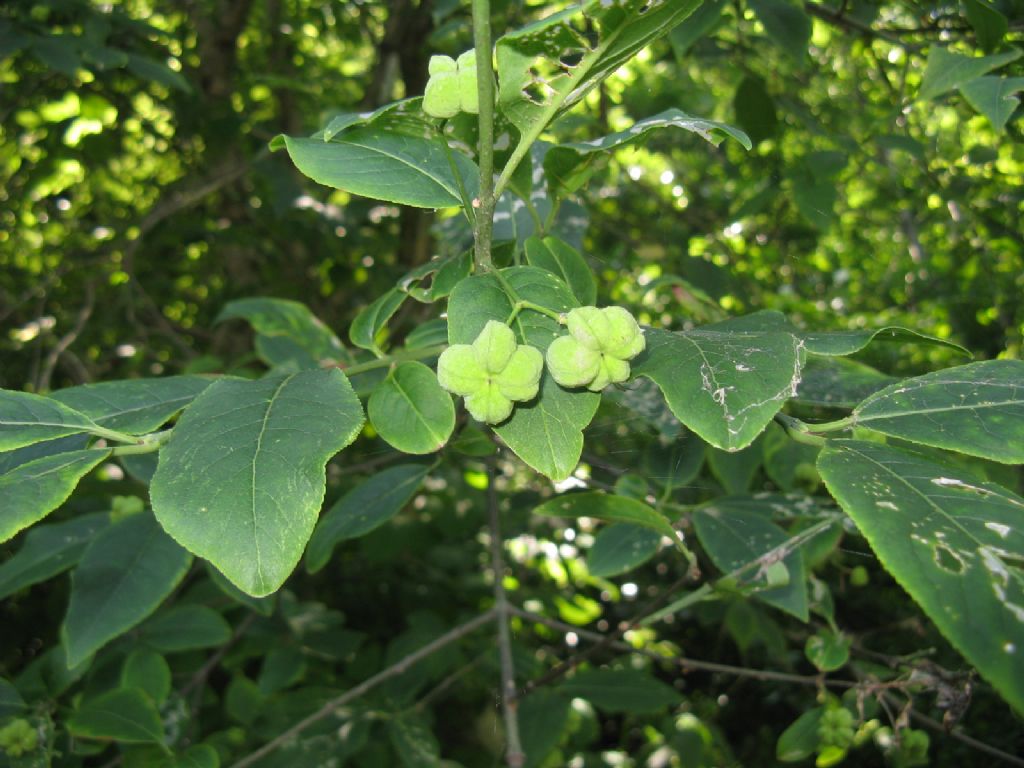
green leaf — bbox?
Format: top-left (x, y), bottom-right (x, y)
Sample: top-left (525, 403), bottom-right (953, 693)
top-left (962, 0), bottom-right (1008, 52)
top-left (763, 426), bottom-right (821, 492)
top-left (633, 327), bottom-right (803, 451)
top-left (368, 362), bottom-right (455, 454)
top-left (0, 447), bottom-right (110, 542)
top-left (524, 236), bottom-right (597, 306)
top-left (693, 502), bottom-right (809, 620)
top-left (851, 360), bottom-right (1024, 464)
top-left (587, 524), bottom-right (663, 578)
top-left (519, 691), bottom-right (572, 768)
top-left (794, 357), bottom-right (896, 409)
top-left (51, 377), bottom-right (213, 434)
top-left (388, 714), bottom-right (440, 768)
top-left (670, 0), bottom-right (727, 58)
top-left (0, 512), bottom-right (109, 599)
top-left (217, 298), bottom-right (347, 368)
top-left (496, 0), bottom-right (703, 134)
top-left (62, 514), bottom-right (192, 667)
top-left (0, 678), bottom-right (26, 719)
top-left (257, 647), bottom-right (306, 694)
top-left (139, 605), bottom-right (232, 652)
top-left (0, 390), bottom-right (108, 451)
top-left (960, 76), bottom-right (1024, 132)
top-left (176, 745), bottom-right (220, 768)
top-left (708, 434), bottom-right (764, 494)
top-left (918, 46), bottom-right (1021, 101)
top-left (733, 76), bottom-right (778, 145)
top-left (121, 649), bottom-right (172, 705)
top-left (306, 463), bottom-right (430, 573)
top-left (747, 0), bottom-right (811, 62)
top-left (534, 491), bottom-right (679, 545)
top-left (818, 440), bottom-right (1024, 712)
top-left (805, 629), bottom-right (851, 672)
top-left (558, 668), bottom-right (682, 713)
top-left (274, 129), bottom-right (477, 208)
top-left (125, 53), bottom-right (191, 92)
top-left (150, 369), bottom-right (364, 597)
top-left (777, 707), bottom-right (824, 762)
top-left (349, 287), bottom-right (407, 354)
top-left (67, 688), bottom-right (165, 744)
top-left (791, 176), bottom-right (837, 230)
top-left (447, 266), bottom-right (600, 480)
top-left (542, 109), bottom-right (750, 196)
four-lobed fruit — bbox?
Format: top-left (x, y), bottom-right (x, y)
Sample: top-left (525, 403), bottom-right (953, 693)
top-left (817, 707), bottom-right (856, 750)
top-left (546, 306), bottom-right (645, 392)
top-left (0, 719), bottom-right (38, 758)
top-left (423, 51), bottom-right (479, 119)
top-left (437, 320), bottom-right (543, 424)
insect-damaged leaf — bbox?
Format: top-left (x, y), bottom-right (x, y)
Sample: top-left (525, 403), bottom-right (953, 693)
top-left (496, 0), bottom-right (704, 135)
top-left (818, 440), bottom-right (1024, 712)
top-left (151, 369), bottom-right (364, 596)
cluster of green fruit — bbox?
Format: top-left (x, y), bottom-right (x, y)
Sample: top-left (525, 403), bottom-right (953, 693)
top-left (817, 707), bottom-right (856, 750)
top-left (437, 306), bottom-right (645, 424)
top-left (0, 719), bottom-right (38, 758)
top-left (423, 51), bottom-right (478, 118)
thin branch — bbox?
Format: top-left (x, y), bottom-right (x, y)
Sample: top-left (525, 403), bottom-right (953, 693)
top-left (471, 0), bottom-right (496, 271)
top-left (37, 282), bottom-right (94, 392)
top-left (488, 460), bottom-right (525, 767)
top-left (178, 613), bottom-right (258, 698)
top-left (228, 609), bottom-right (496, 768)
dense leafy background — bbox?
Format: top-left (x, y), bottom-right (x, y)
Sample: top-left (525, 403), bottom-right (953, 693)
top-left (1, 0), bottom-right (1023, 766)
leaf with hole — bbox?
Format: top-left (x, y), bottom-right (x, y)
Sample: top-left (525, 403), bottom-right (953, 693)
top-left (818, 440), bottom-right (1024, 712)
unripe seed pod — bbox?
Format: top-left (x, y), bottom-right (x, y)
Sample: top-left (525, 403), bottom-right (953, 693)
top-left (567, 306), bottom-right (611, 351)
top-left (472, 320), bottom-right (517, 374)
top-left (546, 335), bottom-right (601, 388)
top-left (497, 345), bottom-right (544, 400)
top-left (456, 50), bottom-right (479, 114)
top-left (423, 56), bottom-right (460, 119)
top-left (464, 385), bottom-right (514, 424)
top-left (601, 305), bottom-right (645, 359)
top-left (437, 345), bottom-right (486, 396)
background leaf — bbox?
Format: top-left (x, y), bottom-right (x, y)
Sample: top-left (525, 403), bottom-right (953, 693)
top-left (0, 512), bottom-right (109, 599)
top-left (62, 513), bottom-right (192, 667)
top-left (918, 47), bottom-right (1020, 100)
top-left (558, 668), bottom-right (682, 713)
top-left (67, 688), bottom-right (165, 744)
top-left (587, 523), bottom-right (663, 578)
top-left (367, 362), bottom-right (454, 455)
top-left (51, 377), bottom-right (212, 434)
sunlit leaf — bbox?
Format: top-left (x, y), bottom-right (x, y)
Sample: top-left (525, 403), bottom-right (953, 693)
top-left (367, 362), bottom-right (454, 454)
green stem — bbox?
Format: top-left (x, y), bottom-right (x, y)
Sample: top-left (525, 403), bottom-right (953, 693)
top-left (810, 415), bottom-right (856, 433)
top-left (774, 413), bottom-right (827, 447)
top-left (442, 135), bottom-right (476, 225)
top-left (342, 344), bottom-right (447, 376)
top-left (471, 0), bottom-right (496, 272)
top-left (90, 425), bottom-right (145, 445)
top-left (640, 516), bottom-right (842, 626)
top-left (110, 429), bottom-right (174, 456)
top-left (505, 300), bottom-right (565, 326)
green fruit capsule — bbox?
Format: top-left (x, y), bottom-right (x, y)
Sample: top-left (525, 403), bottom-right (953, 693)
top-left (546, 305), bottom-right (645, 391)
top-left (456, 50), bottom-right (479, 114)
top-left (436, 321), bottom-right (543, 424)
top-left (423, 51), bottom-right (480, 118)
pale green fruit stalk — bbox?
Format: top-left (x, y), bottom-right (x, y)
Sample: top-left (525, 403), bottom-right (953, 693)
top-left (437, 321), bottom-right (543, 423)
top-left (546, 306), bottom-right (645, 392)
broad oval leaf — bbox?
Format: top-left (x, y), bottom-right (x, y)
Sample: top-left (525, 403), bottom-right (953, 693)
top-left (633, 327), bottom-right (803, 451)
top-left (693, 501), bottom-right (809, 621)
top-left (747, 0), bottom-right (810, 62)
top-left (524, 235), bottom-right (597, 306)
top-left (587, 523), bottom-right (662, 578)
top-left (0, 512), bottom-right (109, 600)
top-left (275, 129), bottom-right (478, 209)
top-left (66, 688), bottom-right (165, 744)
top-left (960, 76), bottom-right (1024, 132)
top-left (62, 513), bottom-right (193, 667)
top-left (0, 390), bottom-right (106, 451)
top-left (121, 649), bottom-right (172, 705)
top-left (150, 369), bottom-right (364, 597)
top-left (534, 491), bottom-right (679, 545)
top-left (388, 714), bottom-right (440, 768)
top-left (543, 109), bottom-right (750, 196)
top-left (51, 376), bottom-right (213, 435)
top-left (0, 448), bottom-right (110, 543)
top-left (448, 266), bottom-right (600, 480)
top-left (818, 440), bottom-right (1024, 712)
top-left (558, 668), bottom-right (682, 714)
top-left (852, 360), bottom-right (1024, 464)
top-left (306, 463), bottom-right (430, 573)
top-left (217, 297), bottom-right (347, 368)
top-left (368, 362), bottom-right (454, 454)
top-left (139, 605), bottom-right (232, 653)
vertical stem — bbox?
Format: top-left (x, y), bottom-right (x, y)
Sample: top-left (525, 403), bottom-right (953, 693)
top-left (488, 460), bottom-right (525, 767)
top-left (471, 0), bottom-right (496, 271)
